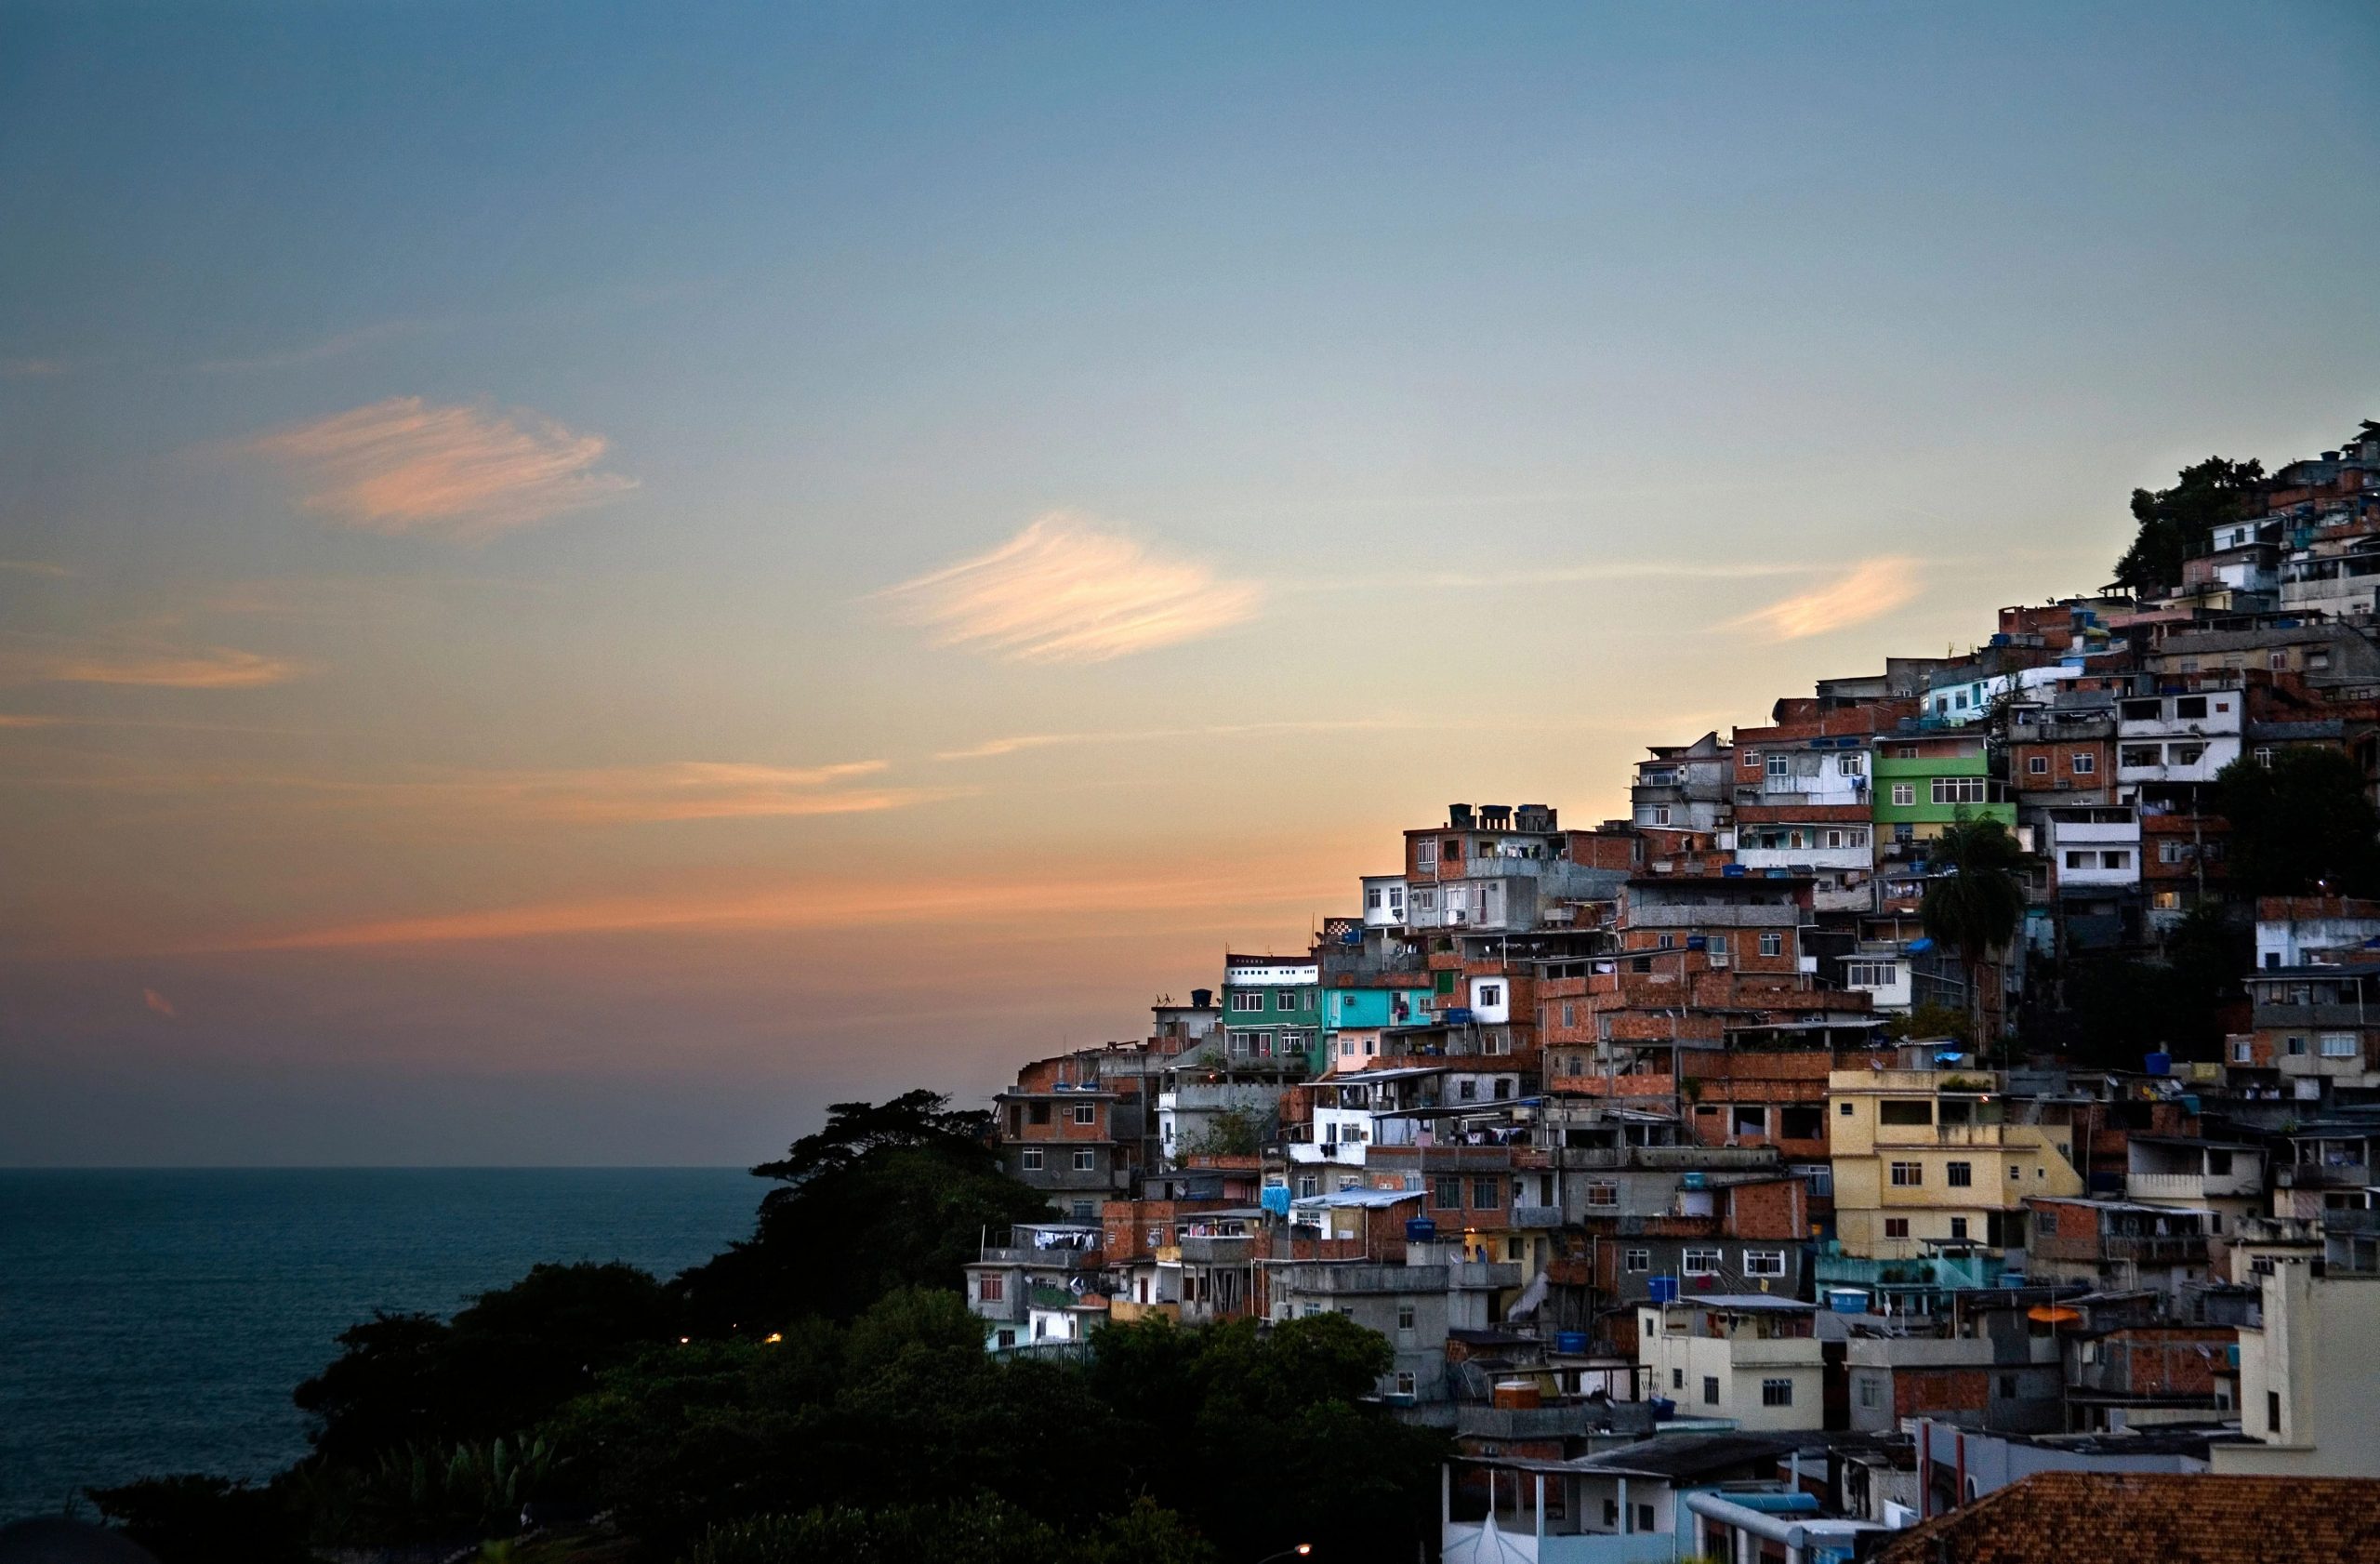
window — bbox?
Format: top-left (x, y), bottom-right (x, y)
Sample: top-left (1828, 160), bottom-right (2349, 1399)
top-left (2268, 1391), bottom-right (2282, 1433)
top-left (1947, 1160), bottom-right (1973, 1187)
top-left (1416, 841), bottom-right (1436, 870)
top-left (1702, 1375), bottom-right (1720, 1406)
top-left (1432, 1174), bottom-right (1462, 1210)
top-left (1841, 754), bottom-right (1866, 777)
top-left (1472, 1176), bottom-right (1501, 1209)
top-left (1625, 1247), bottom-right (1650, 1272)
top-left (2101, 850), bottom-right (2129, 869)
top-left (1880, 1100), bottom-right (1933, 1126)
top-left (1651, 804), bottom-right (1673, 826)
top-left (1071, 1200), bottom-right (1095, 1222)
top-left (1884, 1217), bottom-right (1911, 1239)
top-left (1231, 991), bottom-right (1263, 1012)
top-left (1296, 1174), bottom-right (1319, 1199)
top-left (2168, 742), bottom-right (2205, 766)
top-left (1683, 1248), bottom-right (1723, 1276)
top-left (1021, 1148), bottom-right (1044, 1171)
top-left (2321, 1033), bottom-right (2360, 1057)
top-left (1767, 755), bottom-right (1791, 779)
top-left (1072, 1102), bottom-right (1097, 1124)
top-left (1858, 1378), bottom-right (1880, 1409)
top-left (1635, 1504), bottom-right (1655, 1532)
top-left (1586, 1182), bottom-right (1620, 1207)
top-left (1759, 931), bottom-right (1783, 958)
top-left (2072, 751), bottom-right (2096, 775)
top-left (1891, 783), bottom-right (1916, 807)
top-left (1707, 934), bottom-right (1728, 959)
top-left (1673, 1367), bottom-right (1685, 1389)
top-left (980, 1274), bottom-right (1004, 1302)
top-left (1398, 1304), bottom-right (1416, 1331)
top-left (2028, 754), bottom-right (2049, 775)
top-left (1891, 1161), bottom-right (1923, 1186)
top-left (1396, 1371), bottom-right (1417, 1396)
top-left (1950, 1217), bottom-right (1969, 1240)
top-left (1477, 983), bottom-right (1502, 1007)
top-left (1561, 1001), bottom-right (1576, 1027)
top-left (2175, 696), bottom-right (2207, 720)
top-left (1733, 1106), bottom-right (1766, 1136)
top-left (1458, 1078), bottom-right (1476, 1103)
top-left (2122, 744), bottom-right (2162, 767)
top-left (1846, 961), bottom-right (1897, 987)
top-left (2065, 850), bottom-right (2086, 869)
top-left (1433, 969), bottom-right (1456, 995)
top-left (2286, 1035), bottom-right (2307, 1056)
top-left (1072, 1149), bottom-right (1095, 1172)
top-left (1743, 1249), bottom-right (1786, 1278)
top-left (1761, 1379), bottom-right (1794, 1407)
top-left (1365, 886), bottom-right (1382, 909)
top-left (1442, 837), bottom-right (1462, 861)
top-left (1932, 776), bottom-right (1988, 804)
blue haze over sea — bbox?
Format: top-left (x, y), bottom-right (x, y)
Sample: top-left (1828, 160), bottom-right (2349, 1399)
top-left (0, 1167), bottom-right (760, 1522)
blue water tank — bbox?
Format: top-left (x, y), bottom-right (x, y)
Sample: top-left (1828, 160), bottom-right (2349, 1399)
top-left (1682, 1171), bottom-right (1707, 1190)
top-left (1405, 1217), bottom-right (1437, 1243)
top-left (1648, 1275), bottom-right (1680, 1304)
top-left (2144, 1051), bottom-right (2172, 1076)
top-left (1722, 864), bottom-right (1747, 878)
top-left (1261, 1186), bottom-right (1291, 1214)
top-left (1649, 1396), bottom-right (1677, 1421)
top-left (1554, 1331), bottom-right (1590, 1355)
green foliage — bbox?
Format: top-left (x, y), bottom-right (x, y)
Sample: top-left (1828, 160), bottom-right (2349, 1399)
top-left (86, 1476), bottom-right (314, 1564)
top-left (2110, 455), bottom-right (2265, 594)
top-left (677, 1495), bottom-right (1215, 1564)
top-left (676, 1091), bottom-right (1054, 1334)
top-left (2216, 747), bottom-right (2380, 899)
top-left (345, 1434), bottom-right (562, 1543)
top-left (1181, 1105), bottom-right (1263, 1157)
top-left (2062, 902), bottom-right (2249, 1067)
top-left (1921, 815), bottom-right (2030, 1046)
top-left (1885, 1002), bottom-right (1973, 1046)
top-left (294, 1262), bottom-right (678, 1464)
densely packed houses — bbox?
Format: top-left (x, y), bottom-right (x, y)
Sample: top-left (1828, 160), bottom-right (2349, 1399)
top-left (965, 419), bottom-right (2380, 1560)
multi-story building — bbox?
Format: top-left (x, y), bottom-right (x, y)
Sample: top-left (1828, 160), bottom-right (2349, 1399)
top-left (2114, 685), bottom-right (2243, 795)
top-left (1635, 1295), bottom-right (1827, 1431)
top-left (1827, 1068), bottom-right (2084, 1265)
top-left (1220, 953), bottom-right (1321, 1071)
top-left (1872, 731), bottom-right (2015, 859)
top-left (1633, 731), bottom-right (1733, 837)
top-left (2212, 1226), bottom-right (2380, 1477)
top-left (2023, 1196), bottom-right (2215, 1304)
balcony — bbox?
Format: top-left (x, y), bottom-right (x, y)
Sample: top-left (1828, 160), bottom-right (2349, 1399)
top-left (1511, 1204), bottom-right (1564, 1229)
top-left (2102, 1234), bottom-right (2209, 1264)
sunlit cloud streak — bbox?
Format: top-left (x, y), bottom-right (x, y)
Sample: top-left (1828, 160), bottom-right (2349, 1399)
top-left (936, 718), bottom-right (1412, 762)
top-left (1729, 556), bottom-right (1920, 641)
top-left (0, 638), bottom-right (302, 689)
top-left (143, 987), bottom-right (178, 1018)
top-left (0, 560), bottom-right (72, 577)
top-left (244, 396), bottom-right (635, 543)
top-left (1, 358), bottom-right (68, 378)
top-left (877, 513), bottom-right (1263, 663)
top-left (213, 869), bottom-right (1329, 952)
top-left (28, 758), bottom-right (954, 826)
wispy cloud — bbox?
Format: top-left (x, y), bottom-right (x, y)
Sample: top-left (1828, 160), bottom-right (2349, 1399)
top-left (144, 987), bottom-right (178, 1018)
top-left (244, 396), bottom-right (636, 543)
top-left (1729, 556), bottom-right (1920, 641)
top-left (24, 757), bottom-right (955, 826)
top-left (0, 638), bottom-right (303, 689)
top-left (1277, 559), bottom-right (1810, 594)
top-left (935, 718), bottom-right (1413, 762)
top-left (213, 868), bottom-right (1322, 953)
top-left (2, 358), bottom-right (69, 378)
top-left (877, 513), bottom-right (1263, 663)
top-left (0, 560), bottom-right (71, 577)
top-left (191, 319), bottom-right (439, 375)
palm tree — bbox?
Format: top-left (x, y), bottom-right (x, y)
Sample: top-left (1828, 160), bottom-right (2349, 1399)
top-left (1921, 815), bottom-right (2029, 1059)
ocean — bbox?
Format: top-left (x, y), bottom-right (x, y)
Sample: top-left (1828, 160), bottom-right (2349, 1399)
top-left (0, 1167), bottom-right (761, 1523)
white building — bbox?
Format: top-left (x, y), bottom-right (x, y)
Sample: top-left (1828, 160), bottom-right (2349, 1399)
top-left (1362, 874), bottom-right (1408, 928)
top-left (1636, 1296), bottom-right (1827, 1432)
top-left (2115, 688), bottom-right (2243, 790)
top-left (2212, 1243), bottom-right (2380, 1477)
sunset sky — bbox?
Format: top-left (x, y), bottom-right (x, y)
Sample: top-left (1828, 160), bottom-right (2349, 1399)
top-left (4, 3), bottom-right (2375, 1164)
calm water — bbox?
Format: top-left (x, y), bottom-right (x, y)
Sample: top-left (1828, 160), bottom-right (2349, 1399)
top-left (0, 1167), bottom-right (760, 1522)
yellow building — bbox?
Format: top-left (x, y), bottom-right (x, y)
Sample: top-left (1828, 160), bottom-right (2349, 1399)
top-left (1829, 1068), bottom-right (2083, 1259)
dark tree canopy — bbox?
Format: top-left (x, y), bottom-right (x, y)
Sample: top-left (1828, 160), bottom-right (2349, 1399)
top-left (676, 1090), bottom-right (1053, 1333)
top-left (2215, 747), bottom-right (2380, 899)
top-left (292, 1261), bottom-right (678, 1464)
top-left (2109, 455), bottom-right (2266, 595)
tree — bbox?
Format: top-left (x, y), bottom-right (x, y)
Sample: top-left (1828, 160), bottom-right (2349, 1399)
top-left (675, 1093), bottom-right (1053, 1334)
top-left (2215, 747), bottom-right (2380, 899)
top-left (2110, 456), bottom-right (2265, 595)
top-left (293, 1262), bottom-right (679, 1464)
top-left (1921, 815), bottom-right (2030, 1056)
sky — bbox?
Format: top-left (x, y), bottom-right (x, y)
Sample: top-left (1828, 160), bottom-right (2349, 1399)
top-left (3, 2), bottom-right (2375, 1165)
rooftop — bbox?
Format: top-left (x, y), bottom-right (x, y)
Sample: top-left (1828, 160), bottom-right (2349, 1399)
top-left (1870, 1472), bottom-right (2380, 1564)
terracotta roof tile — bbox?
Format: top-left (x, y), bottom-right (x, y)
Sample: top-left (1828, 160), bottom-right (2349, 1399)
top-left (1870, 1471), bottom-right (2380, 1564)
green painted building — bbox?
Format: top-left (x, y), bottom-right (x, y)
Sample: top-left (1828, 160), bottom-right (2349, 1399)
top-left (1221, 955), bottom-right (1321, 1071)
top-left (1320, 983), bottom-right (1435, 1070)
top-left (1872, 733), bottom-right (2016, 850)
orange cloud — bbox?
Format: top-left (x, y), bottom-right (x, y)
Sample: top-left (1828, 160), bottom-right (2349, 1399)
top-left (216, 868), bottom-right (1329, 953)
top-left (245, 396), bottom-right (635, 542)
top-left (144, 987), bottom-right (178, 1018)
top-left (878, 513), bottom-right (1262, 663)
top-left (1730, 557), bottom-right (1920, 641)
top-left (0, 641), bottom-right (302, 689)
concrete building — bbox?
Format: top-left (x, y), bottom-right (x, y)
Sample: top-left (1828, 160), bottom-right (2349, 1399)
top-left (2213, 1237), bottom-right (2380, 1477)
top-left (1635, 1296), bottom-right (1827, 1432)
top-left (1827, 1068), bottom-right (2084, 1263)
